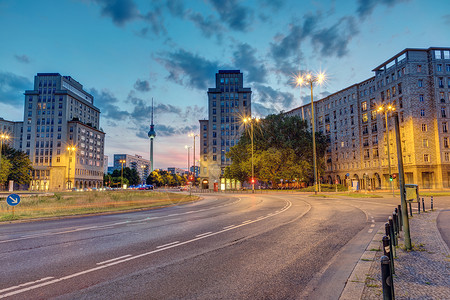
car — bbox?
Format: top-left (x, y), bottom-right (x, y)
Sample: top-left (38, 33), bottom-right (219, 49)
top-left (179, 186), bottom-right (189, 191)
top-left (145, 185), bottom-right (154, 190)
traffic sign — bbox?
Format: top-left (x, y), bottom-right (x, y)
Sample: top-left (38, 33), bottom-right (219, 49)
top-left (6, 194), bottom-right (20, 206)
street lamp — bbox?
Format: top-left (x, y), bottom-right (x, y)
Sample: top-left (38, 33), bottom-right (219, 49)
top-left (188, 133), bottom-right (199, 186)
top-left (119, 159), bottom-right (126, 189)
top-left (67, 146), bottom-right (76, 190)
top-left (0, 134), bottom-right (10, 170)
top-left (185, 145), bottom-right (191, 177)
top-left (243, 116), bottom-right (260, 193)
top-left (377, 103), bottom-right (396, 196)
top-left (295, 71), bottom-right (326, 194)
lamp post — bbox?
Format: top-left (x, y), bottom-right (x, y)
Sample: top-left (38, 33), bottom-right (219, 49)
top-left (185, 145), bottom-right (191, 177)
top-left (0, 134), bottom-right (10, 170)
top-left (119, 159), bottom-right (126, 189)
top-left (295, 72), bottom-right (326, 195)
top-left (189, 133), bottom-right (198, 186)
top-left (243, 117), bottom-right (259, 193)
top-left (377, 103), bottom-right (395, 196)
top-left (67, 146), bottom-right (76, 190)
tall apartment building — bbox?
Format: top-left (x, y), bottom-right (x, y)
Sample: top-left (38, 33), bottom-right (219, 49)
top-left (199, 70), bottom-right (252, 189)
top-left (0, 117), bottom-right (23, 150)
top-left (113, 154), bottom-right (151, 183)
top-left (23, 73), bottom-right (105, 191)
top-left (287, 47), bottom-right (450, 189)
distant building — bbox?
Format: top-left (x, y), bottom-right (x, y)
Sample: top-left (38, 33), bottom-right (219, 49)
top-left (199, 70), bottom-right (252, 189)
top-left (287, 47), bottom-right (450, 189)
top-left (0, 117), bottom-right (22, 150)
top-left (113, 154), bottom-right (150, 183)
top-left (167, 167), bottom-right (185, 175)
top-left (103, 155), bottom-right (108, 174)
top-left (22, 73), bottom-right (105, 191)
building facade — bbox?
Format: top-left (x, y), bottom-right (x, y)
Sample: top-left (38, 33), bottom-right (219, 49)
top-left (199, 70), bottom-right (252, 189)
top-left (287, 47), bottom-right (450, 190)
top-left (23, 73), bottom-right (105, 191)
top-left (0, 117), bottom-right (23, 150)
top-left (113, 154), bottom-right (150, 183)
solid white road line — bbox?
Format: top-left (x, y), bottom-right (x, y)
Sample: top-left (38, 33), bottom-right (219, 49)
top-left (96, 255), bottom-right (132, 265)
top-left (156, 241), bottom-right (180, 248)
top-left (0, 277), bottom-right (54, 294)
top-left (195, 232), bottom-right (213, 237)
top-left (223, 225), bottom-right (235, 229)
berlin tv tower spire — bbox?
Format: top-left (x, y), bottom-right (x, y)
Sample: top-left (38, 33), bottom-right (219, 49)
top-left (148, 98), bottom-right (156, 172)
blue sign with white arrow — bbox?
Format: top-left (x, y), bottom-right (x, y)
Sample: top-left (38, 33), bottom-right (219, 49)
top-left (6, 194), bottom-right (20, 206)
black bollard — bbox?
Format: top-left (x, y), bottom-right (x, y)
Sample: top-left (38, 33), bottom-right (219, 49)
top-left (422, 197), bottom-right (425, 212)
top-left (431, 196), bottom-right (433, 211)
top-left (393, 211), bottom-right (399, 236)
top-left (381, 256), bottom-right (394, 300)
top-left (383, 235), bottom-right (395, 274)
top-left (397, 204), bottom-right (403, 230)
top-left (385, 222), bottom-right (390, 236)
top-left (409, 202), bottom-right (412, 217)
top-left (388, 216), bottom-right (397, 258)
top-left (418, 200), bottom-right (420, 214)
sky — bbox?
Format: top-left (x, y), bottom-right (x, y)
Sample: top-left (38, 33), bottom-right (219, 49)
top-left (0, 0), bottom-right (449, 170)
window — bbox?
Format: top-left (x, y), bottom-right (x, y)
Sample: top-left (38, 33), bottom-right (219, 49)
top-left (419, 94), bottom-right (424, 102)
top-left (437, 64), bottom-right (442, 72)
top-left (445, 137), bottom-right (449, 148)
top-left (442, 107), bottom-right (447, 118)
top-left (422, 124), bottom-right (427, 132)
top-left (362, 113), bottom-right (368, 123)
top-left (444, 122), bottom-right (448, 133)
top-left (213, 155), bottom-right (217, 161)
top-left (445, 153), bottom-right (450, 162)
top-left (447, 65), bottom-right (450, 72)
top-left (424, 154), bottom-right (430, 162)
top-left (361, 101), bottom-right (367, 111)
top-left (417, 65), bottom-right (422, 72)
top-left (423, 139), bottom-right (428, 147)
top-left (435, 50), bottom-right (442, 59)
top-left (420, 109), bottom-right (425, 117)
top-left (439, 78), bottom-right (444, 88)
top-left (418, 80), bottom-right (423, 87)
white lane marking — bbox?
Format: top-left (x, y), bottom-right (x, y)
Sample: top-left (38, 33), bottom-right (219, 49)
top-left (368, 229), bottom-right (373, 233)
top-left (223, 225), bottom-right (235, 229)
top-left (0, 277), bottom-right (54, 294)
top-left (156, 241), bottom-right (180, 248)
top-left (90, 226), bottom-right (114, 231)
top-left (370, 224), bottom-right (375, 228)
top-left (0, 199), bottom-right (291, 298)
top-left (195, 232), bottom-right (213, 237)
top-left (96, 255), bottom-right (132, 265)
top-left (242, 220), bottom-right (252, 224)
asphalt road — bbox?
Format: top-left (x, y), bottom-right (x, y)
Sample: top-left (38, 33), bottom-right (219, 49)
top-left (0, 193), bottom-right (411, 299)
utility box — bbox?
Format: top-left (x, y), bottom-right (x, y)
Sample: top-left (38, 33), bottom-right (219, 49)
top-left (405, 184), bottom-right (419, 202)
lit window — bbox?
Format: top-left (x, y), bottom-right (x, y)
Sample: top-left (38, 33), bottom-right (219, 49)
top-left (423, 139), bottom-right (428, 147)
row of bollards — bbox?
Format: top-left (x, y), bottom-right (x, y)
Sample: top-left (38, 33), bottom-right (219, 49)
top-left (381, 206), bottom-right (405, 300)
top-left (417, 196), bottom-right (434, 214)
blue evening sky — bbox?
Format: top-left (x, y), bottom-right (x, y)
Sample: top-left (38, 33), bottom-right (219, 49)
top-left (0, 0), bottom-right (449, 169)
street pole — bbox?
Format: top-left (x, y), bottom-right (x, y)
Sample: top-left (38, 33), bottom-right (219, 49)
top-left (310, 82), bottom-right (318, 195)
top-left (393, 112), bottom-right (411, 250)
top-left (384, 110), bottom-right (394, 196)
top-left (68, 150), bottom-right (71, 190)
top-left (251, 120), bottom-right (254, 193)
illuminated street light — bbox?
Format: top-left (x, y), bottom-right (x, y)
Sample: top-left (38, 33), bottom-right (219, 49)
top-left (185, 145), bottom-right (191, 179)
top-left (0, 134), bottom-right (10, 170)
top-left (188, 133), bottom-right (199, 186)
top-left (67, 146), bottom-right (76, 190)
top-left (294, 71), bottom-right (326, 194)
top-left (377, 103), bottom-right (396, 196)
top-left (243, 116), bottom-right (260, 193)
top-left (119, 159), bottom-right (126, 189)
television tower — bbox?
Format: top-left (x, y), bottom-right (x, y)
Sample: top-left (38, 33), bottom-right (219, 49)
top-left (148, 98), bottom-right (156, 172)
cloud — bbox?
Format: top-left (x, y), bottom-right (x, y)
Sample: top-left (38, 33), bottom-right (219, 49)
top-left (166, 0), bottom-right (186, 17)
top-left (188, 12), bottom-right (224, 40)
top-left (14, 54), bottom-right (30, 64)
top-left (207, 0), bottom-right (253, 31)
top-left (253, 84), bottom-right (295, 109)
top-left (134, 79), bottom-right (151, 92)
top-left (90, 88), bottom-right (130, 121)
top-left (232, 43), bottom-right (267, 84)
top-left (93, 0), bottom-right (139, 26)
top-left (156, 49), bottom-right (223, 90)
top-left (136, 123), bottom-right (198, 139)
top-left (252, 102), bottom-right (279, 117)
top-left (0, 72), bottom-right (32, 105)
top-left (311, 16), bottom-right (358, 58)
top-left (356, 0), bottom-right (409, 19)
top-left (444, 14), bottom-right (450, 25)
top-left (141, 6), bottom-right (166, 36)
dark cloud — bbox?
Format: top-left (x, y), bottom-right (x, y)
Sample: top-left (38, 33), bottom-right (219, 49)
top-left (90, 88), bottom-right (130, 121)
top-left (188, 13), bottom-right (224, 40)
top-left (0, 72), bottom-right (32, 105)
top-left (156, 49), bottom-right (222, 90)
top-left (142, 7), bottom-right (166, 36)
top-left (93, 0), bottom-right (139, 26)
top-left (166, 0), bottom-right (186, 17)
top-left (134, 79), bottom-right (151, 92)
top-left (253, 84), bottom-right (295, 109)
top-left (356, 0), bottom-right (409, 19)
top-left (311, 16), bottom-right (358, 58)
top-left (14, 54), bottom-right (30, 64)
top-left (207, 0), bottom-right (253, 31)
top-left (232, 43), bottom-right (267, 84)
top-left (136, 123), bottom-right (198, 139)
top-left (252, 102), bottom-right (278, 117)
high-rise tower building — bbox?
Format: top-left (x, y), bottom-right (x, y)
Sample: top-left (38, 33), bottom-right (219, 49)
top-left (148, 98), bottom-right (156, 172)
top-left (23, 73), bottom-right (105, 191)
top-left (199, 70), bottom-right (252, 189)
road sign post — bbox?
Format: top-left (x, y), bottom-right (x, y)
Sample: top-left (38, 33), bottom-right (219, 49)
top-left (6, 194), bottom-right (21, 217)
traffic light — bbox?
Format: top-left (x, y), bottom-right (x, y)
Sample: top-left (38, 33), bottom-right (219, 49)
top-left (250, 178), bottom-right (255, 184)
top-left (389, 175), bottom-right (393, 181)
top-left (392, 174), bottom-right (397, 180)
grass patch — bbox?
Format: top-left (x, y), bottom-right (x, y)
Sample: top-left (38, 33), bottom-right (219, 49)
top-left (0, 191), bottom-right (199, 221)
top-left (361, 258), bottom-right (373, 261)
top-left (369, 248), bottom-right (381, 251)
top-left (308, 194), bottom-right (335, 198)
top-left (336, 193), bottom-right (383, 198)
top-left (301, 184), bottom-right (347, 192)
top-left (419, 192), bottom-right (450, 197)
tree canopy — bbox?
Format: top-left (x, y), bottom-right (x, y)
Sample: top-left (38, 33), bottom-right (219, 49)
top-left (225, 113), bottom-right (328, 187)
top-left (146, 170), bottom-right (187, 187)
top-left (0, 145), bottom-right (33, 187)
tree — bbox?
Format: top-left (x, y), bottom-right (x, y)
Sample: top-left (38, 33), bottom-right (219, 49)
top-left (226, 113), bottom-right (328, 186)
top-left (0, 157), bottom-right (12, 186)
top-left (111, 167), bottom-right (140, 186)
top-left (1, 145), bottom-right (32, 186)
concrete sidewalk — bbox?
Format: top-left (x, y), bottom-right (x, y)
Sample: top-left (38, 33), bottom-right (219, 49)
top-left (341, 209), bottom-right (450, 299)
